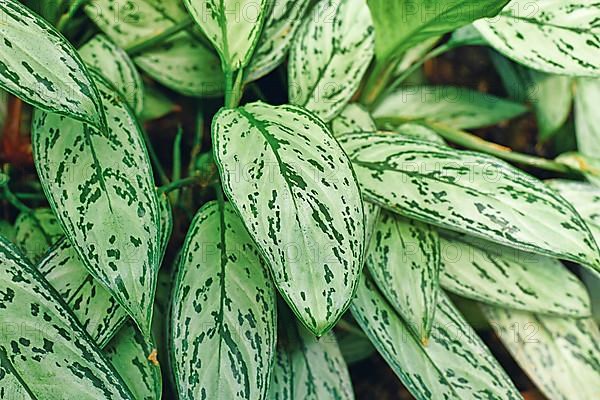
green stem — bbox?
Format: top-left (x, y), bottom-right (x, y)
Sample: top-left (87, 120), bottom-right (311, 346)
top-left (57, 0), bottom-right (88, 31)
top-left (360, 58), bottom-right (396, 106)
top-left (159, 176), bottom-right (201, 194)
top-left (188, 107), bottom-right (204, 176)
top-left (414, 121), bottom-right (578, 175)
top-left (172, 126), bottom-right (183, 182)
top-left (3, 186), bottom-right (31, 215)
top-left (224, 68), bottom-right (244, 108)
top-left (143, 131), bottom-right (170, 186)
top-left (125, 17), bottom-right (194, 56)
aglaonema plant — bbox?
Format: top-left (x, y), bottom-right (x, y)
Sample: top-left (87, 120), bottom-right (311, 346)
top-left (0, 0), bottom-right (599, 399)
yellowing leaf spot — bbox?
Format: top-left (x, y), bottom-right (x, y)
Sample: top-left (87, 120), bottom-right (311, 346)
top-left (147, 348), bottom-right (159, 366)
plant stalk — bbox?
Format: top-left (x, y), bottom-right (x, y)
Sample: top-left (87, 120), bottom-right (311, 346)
top-left (56, 0), bottom-right (89, 32)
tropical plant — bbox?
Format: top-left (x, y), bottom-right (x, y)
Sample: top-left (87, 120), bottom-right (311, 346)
top-left (0, 0), bottom-right (599, 399)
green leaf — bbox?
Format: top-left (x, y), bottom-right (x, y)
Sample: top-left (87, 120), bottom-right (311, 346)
top-left (140, 85), bottom-right (176, 122)
top-left (289, 0), bottom-right (374, 122)
top-left (104, 322), bottom-right (162, 400)
top-left (575, 78), bottom-right (600, 157)
top-left (336, 325), bottom-right (375, 365)
top-left (0, 88), bottom-right (7, 127)
top-left (32, 72), bottom-right (161, 338)
top-left (377, 122), bottom-right (446, 145)
top-left (440, 234), bottom-right (591, 317)
top-left (338, 132), bottom-right (600, 272)
top-left (483, 306), bottom-right (600, 400)
top-left (0, 0), bottom-right (105, 129)
top-left (526, 70), bottom-right (573, 140)
top-left (0, 236), bottom-right (134, 399)
top-left (14, 208), bottom-right (62, 264)
top-left (246, 0), bottom-right (310, 82)
top-left (554, 152), bottom-right (600, 187)
top-left (367, 0), bottom-right (509, 62)
top-left (547, 180), bottom-right (600, 242)
top-left (373, 86), bottom-right (527, 130)
top-left (79, 34), bottom-right (144, 115)
top-left (212, 101), bottom-right (365, 335)
top-left (86, 0), bottom-right (224, 97)
top-left (37, 238), bottom-right (129, 347)
top-left (367, 210), bottom-right (440, 341)
top-left (331, 103), bottom-right (376, 138)
top-left (474, 0), bottom-right (600, 77)
top-left (183, 0), bottom-right (268, 71)
top-left (268, 314), bottom-right (354, 400)
top-left (351, 274), bottom-right (521, 400)
top-left (171, 201), bottom-right (277, 400)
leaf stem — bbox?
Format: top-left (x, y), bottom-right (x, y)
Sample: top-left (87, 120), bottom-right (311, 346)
top-left (125, 17), bottom-right (195, 56)
top-left (159, 176), bottom-right (201, 194)
top-left (224, 68), bottom-right (244, 108)
top-left (3, 186), bottom-right (31, 215)
top-left (360, 58), bottom-right (396, 106)
top-left (56, 0), bottom-right (88, 32)
top-left (143, 131), bottom-right (170, 186)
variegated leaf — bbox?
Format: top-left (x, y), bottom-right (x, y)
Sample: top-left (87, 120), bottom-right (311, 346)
top-left (86, 0), bottom-right (224, 97)
top-left (483, 306), bottom-right (600, 400)
top-left (0, 88), bottom-right (7, 127)
top-left (0, 0), bottom-right (105, 129)
top-left (289, 0), bottom-right (374, 122)
top-left (79, 34), bottom-right (144, 115)
top-left (367, 0), bottom-right (508, 62)
top-left (527, 70), bottom-right (573, 139)
top-left (246, 0), bottom-right (310, 82)
top-left (183, 0), bottom-right (268, 71)
top-left (373, 86), bottom-right (527, 130)
top-left (474, 0), bottom-right (600, 77)
top-left (0, 348), bottom-right (33, 399)
top-left (351, 274), bottom-right (521, 400)
top-left (440, 234), bottom-right (591, 317)
top-left (338, 133), bottom-right (600, 273)
top-left (0, 236), bottom-right (134, 399)
top-left (575, 78), bottom-right (600, 157)
top-left (32, 72), bottom-right (161, 338)
top-left (171, 201), bottom-right (277, 400)
top-left (14, 208), bottom-right (62, 264)
top-left (269, 313), bottom-right (354, 400)
top-left (393, 37), bottom-right (440, 77)
top-left (213, 101), bottom-right (365, 335)
top-left (547, 180), bottom-right (600, 241)
top-left (377, 123), bottom-right (446, 145)
top-left (367, 210), bottom-right (440, 341)
top-left (104, 322), bottom-right (162, 400)
top-left (331, 103), bottom-right (376, 138)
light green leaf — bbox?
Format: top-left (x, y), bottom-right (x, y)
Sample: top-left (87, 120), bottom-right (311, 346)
top-left (393, 36), bottom-right (440, 77)
top-left (367, 0), bottom-right (508, 62)
top-left (0, 236), bottom-right (134, 399)
top-left (483, 306), bottom-right (600, 400)
top-left (0, 88), bottom-right (7, 127)
top-left (213, 102), bottom-right (365, 335)
top-left (527, 70), bottom-right (573, 139)
top-left (246, 0), bottom-right (310, 82)
top-left (14, 208), bottom-right (62, 264)
top-left (86, 0), bottom-right (224, 97)
top-left (37, 238), bottom-right (129, 347)
top-left (183, 0), bottom-right (268, 71)
top-left (474, 0), bottom-right (600, 77)
top-left (489, 50), bottom-right (531, 102)
top-left (171, 201), bottom-right (277, 400)
top-left (104, 322), bottom-right (162, 400)
top-left (0, 219), bottom-right (15, 242)
top-left (373, 86), bottom-right (527, 130)
top-left (32, 72), bottom-right (161, 338)
top-left (141, 85), bottom-right (176, 122)
top-left (351, 274), bottom-right (521, 400)
top-left (555, 152), bottom-right (600, 187)
top-left (547, 180), bottom-right (600, 242)
top-left (331, 103), bottom-right (376, 138)
top-left (367, 210), bottom-right (440, 341)
top-left (338, 133), bottom-right (600, 272)
top-left (377, 123), bottom-right (446, 145)
top-left (79, 34), bottom-right (144, 115)
top-left (0, 0), bottom-right (105, 129)
top-left (289, 0), bottom-right (374, 122)
top-left (575, 78), bottom-right (600, 157)
top-left (269, 314), bottom-right (354, 400)
top-left (440, 234), bottom-right (591, 317)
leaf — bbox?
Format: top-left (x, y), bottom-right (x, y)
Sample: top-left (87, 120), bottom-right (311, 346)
top-left (393, 36), bottom-right (440, 77)
top-left (554, 152), bottom-right (600, 187)
top-left (336, 325), bottom-right (375, 365)
top-left (338, 132), bottom-right (600, 273)
top-left (474, 0), bottom-right (600, 77)
top-left (0, 88), bottom-right (7, 127)
top-left (483, 306), bottom-right (600, 400)
top-left (183, 0), bottom-right (268, 71)
top-left (289, 0), bottom-right (374, 122)
top-left (526, 70), bottom-right (573, 140)
top-left (0, 0), bottom-right (105, 129)
top-left (377, 122), bottom-right (446, 145)
top-left (246, 0), bottom-right (310, 82)
top-left (0, 236), bottom-right (134, 399)
top-left (104, 322), bottom-right (162, 400)
top-left (367, 0), bottom-right (509, 62)
top-left (86, 0), bottom-right (224, 97)
top-left (140, 85), bottom-right (176, 122)
top-left (37, 238), bottom-right (129, 347)
top-left (547, 180), bottom-right (600, 241)
top-left (440, 234), bottom-right (591, 317)
top-left (268, 313), bottom-right (354, 400)
top-left (212, 101), bottom-right (365, 335)
top-left (331, 103), bottom-right (376, 138)
top-left (367, 210), bottom-right (440, 341)
top-left (489, 50), bottom-right (532, 102)
top-left (351, 274), bottom-right (521, 400)
top-left (171, 201), bottom-right (277, 400)
top-left (79, 34), bottom-right (144, 115)
top-left (14, 208), bottom-right (62, 264)
top-left (32, 72), bottom-right (161, 338)
top-left (575, 78), bottom-right (600, 157)
top-left (373, 86), bottom-right (527, 130)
